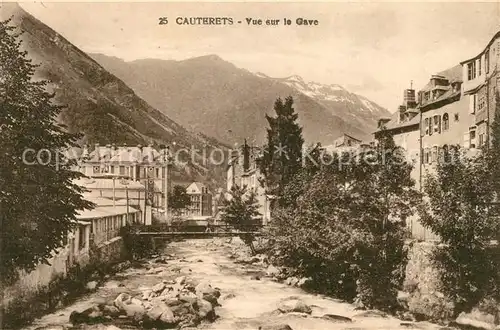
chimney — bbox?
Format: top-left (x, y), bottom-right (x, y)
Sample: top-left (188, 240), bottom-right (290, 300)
top-left (82, 144), bottom-right (89, 159)
top-left (377, 118), bottom-right (391, 130)
top-left (111, 143), bottom-right (117, 158)
top-left (94, 143), bottom-right (100, 160)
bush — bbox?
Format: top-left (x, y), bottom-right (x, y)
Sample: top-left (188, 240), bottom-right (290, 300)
top-left (268, 133), bottom-right (420, 311)
top-left (420, 146), bottom-right (500, 316)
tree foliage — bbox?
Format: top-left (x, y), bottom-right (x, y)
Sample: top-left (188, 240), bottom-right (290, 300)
top-left (168, 185), bottom-right (190, 217)
top-left (420, 111), bottom-right (500, 315)
top-left (0, 19), bottom-right (93, 283)
top-left (259, 96), bottom-right (304, 201)
top-left (221, 184), bottom-right (261, 254)
top-left (269, 132), bottom-right (420, 310)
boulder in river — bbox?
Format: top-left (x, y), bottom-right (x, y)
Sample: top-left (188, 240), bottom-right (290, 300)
top-left (194, 298), bottom-right (215, 320)
top-left (195, 282), bottom-right (221, 306)
top-left (102, 305), bottom-right (121, 318)
top-left (297, 277), bottom-right (312, 288)
top-left (69, 305), bottom-right (104, 324)
top-left (319, 314), bottom-right (353, 322)
top-left (113, 293), bottom-right (145, 322)
top-left (353, 310), bottom-right (388, 318)
top-left (259, 324), bottom-right (293, 330)
top-left (175, 276), bottom-right (186, 285)
top-left (266, 265), bottom-right (281, 277)
top-left (277, 298), bottom-right (312, 314)
top-left (179, 292), bottom-right (198, 304)
top-left (86, 281), bottom-right (98, 291)
top-left (152, 282), bottom-right (167, 293)
top-left (285, 276), bottom-right (299, 286)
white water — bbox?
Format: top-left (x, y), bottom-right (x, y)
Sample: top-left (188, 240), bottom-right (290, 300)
top-left (24, 238), bottom-right (449, 330)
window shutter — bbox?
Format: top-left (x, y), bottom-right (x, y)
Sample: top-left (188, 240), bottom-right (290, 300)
top-left (469, 94), bottom-right (476, 114)
top-left (463, 132), bottom-right (470, 148)
top-left (437, 116), bottom-right (441, 133)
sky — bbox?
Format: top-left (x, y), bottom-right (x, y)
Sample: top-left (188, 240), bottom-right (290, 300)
top-left (19, 2), bottom-right (500, 112)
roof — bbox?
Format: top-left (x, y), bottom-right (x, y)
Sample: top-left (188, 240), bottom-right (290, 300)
top-left (331, 133), bottom-right (363, 147)
top-left (418, 64), bottom-right (462, 111)
top-left (82, 193), bottom-right (129, 206)
top-left (460, 30), bottom-right (500, 64)
top-left (76, 205), bottom-right (140, 220)
top-left (186, 181), bottom-right (207, 193)
top-left (86, 145), bottom-right (167, 164)
top-left (420, 90), bottom-right (461, 111)
top-left (377, 110), bottom-right (420, 133)
top-left (74, 178), bottom-right (145, 191)
top-left (420, 65), bottom-right (463, 93)
top-left (77, 221), bottom-right (91, 226)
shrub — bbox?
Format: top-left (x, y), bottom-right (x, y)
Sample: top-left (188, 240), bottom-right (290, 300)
top-left (420, 146), bottom-right (500, 316)
top-left (268, 132), bottom-right (420, 311)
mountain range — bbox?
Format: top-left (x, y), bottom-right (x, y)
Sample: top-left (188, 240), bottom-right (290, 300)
top-left (0, 3), bottom-right (228, 185)
top-left (89, 54), bottom-right (391, 145)
top-left (2, 2), bottom-right (390, 186)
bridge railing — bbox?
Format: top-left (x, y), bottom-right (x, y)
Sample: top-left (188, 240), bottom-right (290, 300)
top-left (132, 223), bottom-right (267, 233)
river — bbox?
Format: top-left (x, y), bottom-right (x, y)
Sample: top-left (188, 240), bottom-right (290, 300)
top-left (24, 238), bottom-right (450, 330)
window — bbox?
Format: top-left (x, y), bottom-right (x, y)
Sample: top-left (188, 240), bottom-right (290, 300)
top-left (469, 94), bottom-right (477, 114)
top-left (93, 166), bottom-right (100, 174)
top-left (433, 115), bottom-right (441, 134)
top-left (156, 168), bottom-right (160, 178)
top-left (79, 228), bottom-right (86, 250)
top-left (432, 146), bottom-right (438, 163)
top-left (455, 113), bottom-right (460, 122)
top-left (429, 117), bottom-right (433, 136)
top-left (470, 130), bottom-right (476, 148)
top-left (468, 61), bottom-right (476, 80)
top-left (477, 96), bottom-right (486, 112)
top-left (479, 133), bottom-right (485, 147)
top-left (439, 145), bottom-right (449, 163)
top-left (478, 58), bottom-right (482, 76)
top-left (110, 165), bottom-right (114, 174)
top-left (119, 166), bottom-right (125, 175)
top-left (424, 118), bottom-right (429, 135)
top-left (424, 148), bottom-right (431, 164)
top-left (442, 113), bottom-right (449, 131)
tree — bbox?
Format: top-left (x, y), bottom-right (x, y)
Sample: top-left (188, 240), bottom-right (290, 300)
top-left (221, 185), bottom-right (261, 254)
top-left (269, 133), bottom-right (420, 310)
top-left (259, 96), bottom-right (304, 203)
top-left (168, 185), bottom-right (191, 217)
top-left (0, 19), bottom-right (93, 283)
top-left (486, 92), bottom-right (500, 197)
top-left (420, 147), bottom-right (500, 314)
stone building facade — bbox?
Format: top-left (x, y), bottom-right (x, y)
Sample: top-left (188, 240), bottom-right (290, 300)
top-left (376, 30), bottom-right (500, 240)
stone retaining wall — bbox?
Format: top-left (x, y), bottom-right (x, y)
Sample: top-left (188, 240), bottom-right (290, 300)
top-left (404, 241), bottom-right (500, 327)
top-left (1, 237), bottom-right (127, 326)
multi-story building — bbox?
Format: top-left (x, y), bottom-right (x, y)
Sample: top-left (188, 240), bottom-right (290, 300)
top-left (375, 30), bottom-right (500, 240)
top-left (375, 88), bottom-right (421, 187)
top-left (226, 142), bottom-right (272, 225)
top-left (322, 133), bottom-right (364, 154)
top-left (74, 176), bottom-right (152, 225)
top-left (460, 31), bottom-right (500, 149)
top-left (184, 182), bottom-right (213, 218)
top-left (74, 144), bottom-right (170, 209)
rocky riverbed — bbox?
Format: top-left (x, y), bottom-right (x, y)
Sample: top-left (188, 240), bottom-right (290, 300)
top-left (25, 238), bottom-right (454, 330)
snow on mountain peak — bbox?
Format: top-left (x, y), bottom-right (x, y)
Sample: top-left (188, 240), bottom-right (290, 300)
top-left (287, 74), bottom-right (305, 83)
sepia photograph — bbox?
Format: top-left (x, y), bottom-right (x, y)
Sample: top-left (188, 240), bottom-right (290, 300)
top-left (1, 1), bottom-right (500, 329)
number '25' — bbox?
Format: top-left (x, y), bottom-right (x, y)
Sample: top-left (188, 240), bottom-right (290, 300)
top-left (159, 17), bottom-right (168, 25)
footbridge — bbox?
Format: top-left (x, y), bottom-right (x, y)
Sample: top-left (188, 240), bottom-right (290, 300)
top-left (130, 224), bottom-right (268, 238)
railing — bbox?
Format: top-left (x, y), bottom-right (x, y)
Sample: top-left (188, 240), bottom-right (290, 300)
top-left (130, 223), bottom-right (269, 237)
